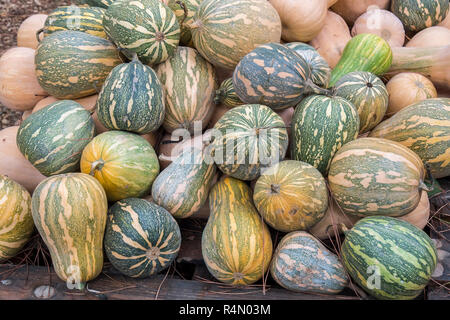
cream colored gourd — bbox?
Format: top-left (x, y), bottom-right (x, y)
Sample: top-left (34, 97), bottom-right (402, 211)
top-left (331, 0), bottom-right (390, 25)
top-left (352, 9), bottom-right (405, 47)
top-left (0, 47), bottom-right (47, 111)
top-left (406, 26), bottom-right (450, 48)
top-left (398, 191), bottom-right (430, 230)
top-left (386, 73), bottom-right (438, 115)
top-left (17, 14), bottom-right (47, 49)
top-left (309, 11), bottom-right (352, 68)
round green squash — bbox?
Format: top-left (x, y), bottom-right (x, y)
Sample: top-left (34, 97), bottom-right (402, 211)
top-left (103, 0), bottom-right (180, 65)
top-left (104, 198), bottom-right (181, 278)
top-left (328, 137), bottom-right (426, 217)
top-left (96, 59), bottom-right (165, 134)
top-left (270, 231), bottom-right (348, 294)
top-left (75, 0), bottom-right (115, 8)
top-left (291, 94), bottom-right (360, 175)
top-left (333, 71), bottom-right (389, 134)
top-left (167, 0), bottom-right (203, 46)
top-left (212, 104), bottom-right (289, 181)
top-left (214, 78), bottom-right (244, 109)
top-left (80, 131), bottom-right (160, 202)
top-left (31, 173), bottom-right (108, 288)
top-left (253, 160), bottom-right (328, 232)
top-left (35, 30), bottom-right (122, 99)
top-left (0, 175), bottom-right (34, 262)
top-left (17, 100), bottom-right (95, 177)
top-left (341, 216), bottom-right (437, 300)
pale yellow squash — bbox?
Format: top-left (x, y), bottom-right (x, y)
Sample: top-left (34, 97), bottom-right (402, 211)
top-left (17, 14), bottom-right (47, 49)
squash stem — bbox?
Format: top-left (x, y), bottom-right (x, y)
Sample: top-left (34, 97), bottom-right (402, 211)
top-left (35, 28), bottom-right (44, 44)
top-left (306, 80), bottom-right (331, 96)
top-left (90, 160), bottom-right (105, 176)
top-left (176, 1), bottom-right (188, 26)
top-left (270, 184), bottom-right (280, 194)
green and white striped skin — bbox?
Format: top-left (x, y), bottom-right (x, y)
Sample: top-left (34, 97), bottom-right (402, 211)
top-left (43, 6), bottom-right (107, 39)
top-left (35, 30), bottom-right (122, 99)
top-left (333, 71), bottom-right (389, 134)
top-left (329, 34), bottom-right (393, 87)
top-left (291, 95), bottom-right (360, 175)
top-left (104, 198), bottom-right (181, 278)
top-left (75, 0), bottom-right (115, 8)
top-left (202, 176), bottom-right (273, 285)
top-left (152, 145), bottom-right (216, 219)
top-left (233, 43), bottom-right (330, 110)
top-left (370, 98), bottom-right (450, 179)
top-left (167, 0), bottom-right (203, 46)
top-left (253, 160), bottom-right (328, 232)
top-left (341, 216), bottom-right (437, 300)
top-left (286, 42), bottom-right (331, 88)
top-left (0, 176), bottom-right (34, 262)
top-left (31, 173), bottom-right (108, 287)
top-left (328, 137), bottom-right (426, 217)
top-left (96, 60), bottom-right (165, 134)
top-left (391, 0), bottom-right (449, 33)
top-left (212, 104), bottom-right (289, 181)
top-left (155, 46), bottom-right (217, 133)
top-left (103, 0), bottom-right (180, 65)
top-left (270, 231), bottom-right (348, 294)
top-left (80, 131), bottom-right (160, 202)
top-left (190, 0), bottom-right (282, 70)
top-left (17, 100), bottom-right (95, 177)
top-left (214, 78), bottom-right (244, 109)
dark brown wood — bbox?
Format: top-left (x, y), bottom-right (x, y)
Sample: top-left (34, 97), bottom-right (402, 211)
top-left (427, 286), bottom-right (450, 300)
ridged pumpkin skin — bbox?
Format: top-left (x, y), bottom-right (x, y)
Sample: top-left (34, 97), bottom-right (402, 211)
top-left (17, 100), bottom-right (95, 177)
top-left (329, 34), bottom-right (393, 87)
top-left (96, 60), bottom-right (165, 134)
top-left (270, 231), bottom-right (348, 294)
top-left (291, 95), bottom-right (360, 175)
top-left (370, 98), bottom-right (450, 179)
top-left (233, 43), bottom-right (329, 110)
top-left (202, 176), bottom-right (273, 285)
top-left (333, 71), bottom-right (389, 133)
top-left (215, 78), bottom-right (244, 109)
top-left (76, 0), bottom-right (115, 8)
top-left (155, 46), bottom-right (217, 133)
top-left (104, 198), bottom-right (181, 278)
top-left (167, 0), bottom-right (203, 46)
top-left (151, 145), bottom-right (216, 219)
top-left (391, 0), bottom-right (449, 33)
top-left (31, 173), bottom-right (108, 287)
top-left (253, 160), bottom-right (328, 232)
top-left (35, 30), bottom-right (122, 99)
top-left (212, 104), bottom-right (289, 181)
top-left (341, 216), bottom-right (437, 300)
top-left (80, 131), bottom-right (160, 202)
top-left (191, 0), bottom-right (282, 70)
top-left (328, 138), bottom-right (426, 217)
top-left (103, 0), bottom-right (180, 65)
top-left (0, 176), bottom-right (34, 262)
top-left (43, 6), bottom-right (106, 39)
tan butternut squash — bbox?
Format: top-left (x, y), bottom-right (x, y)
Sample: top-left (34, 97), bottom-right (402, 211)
top-left (17, 14), bottom-right (47, 49)
top-left (406, 26), bottom-right (450, 48)
top-left (331, 0), bottom-right (390, 25)
top-left (398, 191), bottom-right (430, 230)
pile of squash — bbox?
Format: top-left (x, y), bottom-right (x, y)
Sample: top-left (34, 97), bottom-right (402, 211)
top-left (0, 0), bottom-right (449, 300)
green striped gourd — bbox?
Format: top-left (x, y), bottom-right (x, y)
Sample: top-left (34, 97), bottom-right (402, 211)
top-left (329, 34), bottom-right (393, 87)
top-left (233, 43), bottom-right (330, 110)
top-left (370, 98), bottom-right (450, 179)
top-left (103, 0), bottom-right (180, 65)
top-left (333, 71), bottom-right (389, 133)
top-left (341, 216), bottom-right (437, 300)
top-left (151, 142), bottom-right (216, 219)
top-left (96, 59), bottom-right (165, 134)
top-left (270, 231), bottom-right (348, 294)
top-left (291, 95), bottom-right (360, 175)
top-left (286, 42), bottom-right (331, 88)
top-left (104, 198), bottom-right (181, 278)
top-left (43, 6), bottom-right (106, 39)
top-left (253, 160), bottom-right (328, 232)
top-left (17, 100), bottom-right (95, 177)
top-left (0, 175), bottom-right (34, 262)
top-left (75, 0), bottom-right (115, 8)
top-left (80, 131), bottom-right (160, 202)
top-left (35, 30), bottom-right (122, 99)
top-left (391, 0), bottom-right (449, 33)
top-left (212, 104), bottom-right (289, 181)
top-left (155, 46), bottom-right (217, 133)
top-left (167, 0), bottom-right (203, 46)
top-left (31, 173), bottom-right (108, 288)
top-left (202, 176), bottom-right (273, 285)
top-left (214, 78), bottom-right (244, 108)
top-left (328, 137), bottom-right (426, 217)
top-left (190, 0), bottom-right (282, 70)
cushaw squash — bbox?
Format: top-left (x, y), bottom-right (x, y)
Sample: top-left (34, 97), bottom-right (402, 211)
top-left (406, 26), bottom-right (450, 48)
top-left (31, 173), bottom-right (108, 288)
top-left (0, 175), bottom-right (34, 262)
top-left (17, 14), bottom-right (47, 49)
top-left (399, 191), bottom-right (430, 230)
top-left (202, 176), bottom-right (273, 285)
top-left (270, 231), bottom-right (348, 294)
top-left (331, 0), bottom-right (390, 25)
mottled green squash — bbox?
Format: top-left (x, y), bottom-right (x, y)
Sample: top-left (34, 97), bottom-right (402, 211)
top-left (75, 0), bottom-right (115, 8)
top-left (214, 78), bottom-right (244, 109)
